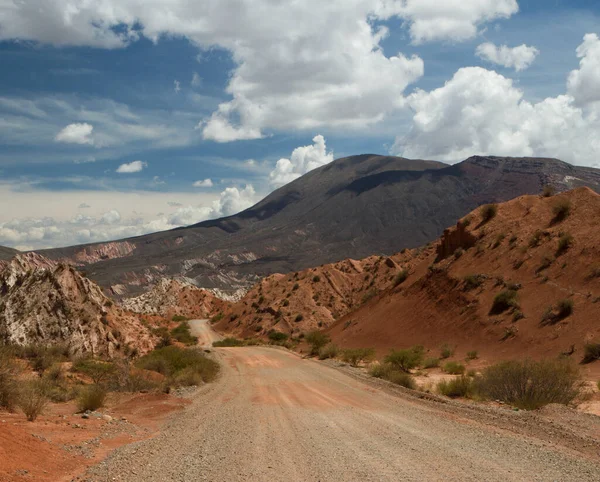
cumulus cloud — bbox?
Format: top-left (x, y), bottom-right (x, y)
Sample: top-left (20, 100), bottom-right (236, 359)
top-left (100, 210), bottom-right (121, 225)
top-left (116, 160), bottom-right (147, 173)
top-left (476, 42), bottom-right (539, 71)
top-left (55, 123), bottom-right (94, 145)
top-left (193, 179), bottom-right (213, 188)
top-left (269, 135), bottom-right (334, 188)
top-left (379, 0), bottom-right (519, 44)
top-left (567, 33), bottom-right (600, 106)
top-left (395, 36), bottom-right (600, 167)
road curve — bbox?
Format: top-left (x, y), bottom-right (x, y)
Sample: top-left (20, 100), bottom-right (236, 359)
top-left (87, 323), bottom-right (600, 481)
top-left (188, 319), bottom-right (223, 348)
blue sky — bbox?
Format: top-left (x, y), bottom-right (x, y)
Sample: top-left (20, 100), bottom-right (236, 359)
top-left (0, 0), bottom-right (599, 249)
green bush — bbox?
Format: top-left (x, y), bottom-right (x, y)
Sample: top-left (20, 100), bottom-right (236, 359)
top-left (76, 384), bottom-right (107, 412)
top-left (443, 361), bottom-right (465, 375)
top-left (385, 371), bottom-right (416, 389)
top-left (552, 199), bottom-right (571, 223)
top-left (172, 315), bottom-right (188, 322)
top-left (384, 346), bottom-right (424, 373)
top-left (466, 350), bottom-right (478, 361)
top-left (305, 331), bottom-right (331, 356)
top-left (210, 313), bottom-right (224, 324)
top-left (295, 314), bottom-right (304, 322)
top-left (490, 289), bottom-right (519, 314)
top-left (423, 358), bottom-right (440, 369)
top-left (136, 346), bottom-right (219, 385)
top-left (368, 363), bottom-right (389, 378)
top-left (18, 380), bottom-right (48, 421)
top-left (437, 376), bottom-right (474, 398)
top-left (439, 344), bottom-right (455, 359)
top-left (312, 275), bottom-right (321, 283)
top-left (477, 359), bottom-right (581, 410)
top-left (0, 350), bottom-right (20, 411)
top-left (212, 338), bottom-right (245, 347)
top-left (582, 343), bottom-right (600, 364)
top-left (268, 331), bottom-right (289, 343)
top-left (480, 204), bottom-right (498, 223)
top-left (341, 348), bottom-right (375, 367)
top-left (170, 322), bottom-right (198, 346)
top-left (318, 344), bottom-right (339, 360)
top-left (556, 299), bottom-right (574, 319)
top-left (72, 359), bottom-right (116, 385)
top-left (393, 269), bottom-right (409, 287)
top-left (463, 275), bottom-right (483, 291)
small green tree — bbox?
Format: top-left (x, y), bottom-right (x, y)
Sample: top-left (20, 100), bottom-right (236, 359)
top-left (384, 346), bottom-right (424, 373)
top-left (305, 331), bottom-right (331, 356)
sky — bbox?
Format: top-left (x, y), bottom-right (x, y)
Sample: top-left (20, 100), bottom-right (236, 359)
top-left (1, 0), bottom-right (599, 250)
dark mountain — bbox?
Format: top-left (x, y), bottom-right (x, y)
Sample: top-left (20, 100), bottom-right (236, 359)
top-left (0, 246), bottom-right (18, 261)
top-left (38, 155), bottom-right (600, 297)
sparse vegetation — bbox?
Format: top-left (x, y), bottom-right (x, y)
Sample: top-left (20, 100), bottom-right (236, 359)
top-left (384, 346), bottom-right (424, 373)
top-left (552, 198), bottom-right (571, 223)
top-left (170, 321), bottom-right (198, 346)
top-left (393, 269), bottom-right (409, 286)
top-left (501, 326), bottom-right (518, 340)
top-left (556, 234), bottom-right (573, 256)
top-left (437, 376), bottom-right (474, 398)
top-left (318, 344), bottom-right (339, 360)
top-left (582, 343), bottom-right (600, 364)
top-left (541, 299), bottom-right (574, 325)
top-left (490, 289), bottom-right (519, 314)
top-left (443, 361), bottom-right (465, 375)
top-left (454, 248), bottom-right (464, 259)
top-left (72, 359), bottom-right (116, 385)
top-left (305, 331), bottom-right (331, 356)
top-left (18, 380), bottom-right (48, 421)
top-left (542, 185), bottom-right (556, 197)
top-left (341, 348), bottom-right (375, 367)
top-left (295, 314), bottom-right (304, 322)
top-left (529, 230), bottom-right (544, 248)
top-left (171, 315), bottom-right (188, 322)
top-left (480, 204), bottom-right (498, 223)
top-left (369, 363), bottom-right (416, 389)
top-left (212, 337), bottom-right (246, 347)
top-left (423, 358), bottom-right (440, 369)
top-left (477, 359), bottom-right (581, 410)
top-left (76, 384), bottom-right (107, 412)
top-left (493, 233), bottom-right (505, 248)
top-left (312, 275), bottom-right (321, 282)
top-left (439, 344), bottom-right (455, 359)
top-left (210, 313), bottom-right (224, 324)
top-left (0, 350), bottom-right (20, 411)
top-left (268, 331), bottom-right (289, 343)
top-left (536, 255), bottom-right (554, 273)
top-left (463, 274), bottom-right (484, 291)
top-left (466, 350), bottom-right (478, 361)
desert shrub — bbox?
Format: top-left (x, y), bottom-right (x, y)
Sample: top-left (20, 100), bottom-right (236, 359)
top-left (305, 331), bottom-right (331, 356)
top-left (282, 299), bottom-right (290, 307)
top-left (136, 346), bottom-right (219, 384)
top-left (212, 338), bottom-right (245, 347)
top-left (552, 199), bottom-right (571, 223)
top-left (72, 359), bottom-right (116, 385)
top-left (582, 343), bottom-right (600, 364)
top-left (318, 344), bottom-right (339, 360)
top-left (443, 361), bottom-right (465, 375)
top-left (423, 358), bottom-right (440, 369)
top-left (268, 331), bottom-right (288, 343)
top-left (454, 248), bottom-right (464, 259)
top-left (393, 269), bottom-right (409, 286)
top-left (292, 283), bottom-right (299, 291)
top-left (463, 275), bottom-right (483, 291)
top-left (437, 376), bottom-right (474, 398)
top-left (171, 315), bottom-right (188, 322)
top-left (536, 256), bottom-right (554, 273)
top-left (385, 371), bottom-right (416, 389)
top-left (529, 230), bottom-right (544, 248)
top-left (466, 350), bottom-right (478, 361)
top-left (341, 348), bottom-right (375, 367)
top-left (476, 359), bottom-right (581, 410)
top-left (76, 384), bottom-right (107, 412)
top-left (542, 185), bottom-right (556, 197)
top-left (501, 326), bottom-right (518, 341)
top-left (439, 344), bottom-right (455, 359)
top-left (368, 363), bottom-right (390, 378)
top-left (41, 364), bottom-right (76, 402)
top-left (480, 204), bottom-right (498, 223)
top-left (493, 233), bottom-right (505, 249)
top-left (170, 322), bottom-right (198, 346)
top-left (0, 350), bottom-right (20, 411)
top-left (556, 234), bottom-right (573, 256)
top-left (589, 266), bottom-right (600, 279)
top-left (312, 275), bottom-right (321, 283)
top-left (557, 299), bottom-right (574, 318)
top-left (512, 310), bottom-right (525, 322)
top-left (18, 344), bottom-right (68, 374)
top-left (490, 289), bottom-right (519, 314)
top-left (384, 346), bottom-right (424, 373)
top-left (210, 313), bottom-right (224, 324)
top-left (18, 380), bottom-right (48, 421)
top-left (295, 314), bottom-right (304, 322)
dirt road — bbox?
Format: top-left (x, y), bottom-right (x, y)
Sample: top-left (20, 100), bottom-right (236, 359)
top-left (87, 323), bottom-right (600, 481)
top-left (188, 319), bottom-right (223, 348)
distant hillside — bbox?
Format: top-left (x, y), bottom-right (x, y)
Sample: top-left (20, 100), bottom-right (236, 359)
top-left (218, 187), bottom-right (600, 370)
top-left (0, 246), bottom-right (18, 261)
top-left (39, 155), bottom-right (600, 297)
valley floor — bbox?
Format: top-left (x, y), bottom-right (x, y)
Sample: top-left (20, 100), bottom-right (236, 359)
top-left (83, 323), bottom-right (600, 481)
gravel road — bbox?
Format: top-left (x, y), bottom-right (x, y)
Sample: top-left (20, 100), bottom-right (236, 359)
top-left (86, 322), bottom-right (600, 481)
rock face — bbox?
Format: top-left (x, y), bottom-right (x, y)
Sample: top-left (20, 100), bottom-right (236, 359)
top-left (0, 253), bottom-right (154, 357)
top-left (121, 278), bottom-right (229, 319)
top-left (38, 155), bottom-right (600, 296)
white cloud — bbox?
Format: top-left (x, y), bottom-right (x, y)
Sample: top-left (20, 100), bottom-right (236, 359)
top-left (152, 176), bottom-right (166, 186)
top-left (567, 33), bottom-right (600, 106)
top-left (378, 0), bottom-right (519, 44)
top-left (193, 179), bottom-right (213, 188)
top-left (395, 36), bottom-right (600, 167)
top-left (476, 42), bottom-right (539, 71)
top-left (191, 72), bottom-right (202, 87)
top-left (214, 185), bottom-right (257, 217)
top-left (116, 160), bottom-right (147, 173)
top-left (174, 80), bottom-right (181, 93)
top-left (55, 123), bottom-right (94, 145)
top-left (78, 203), bottom-right (91, 209)
top-left (269, 135), bottom-right (334, 188)
top-left (100, 210), bottom-right (121, 225)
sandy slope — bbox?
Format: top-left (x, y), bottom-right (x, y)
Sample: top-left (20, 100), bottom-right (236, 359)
top-left (83, 325), bottom-right (600, 482)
